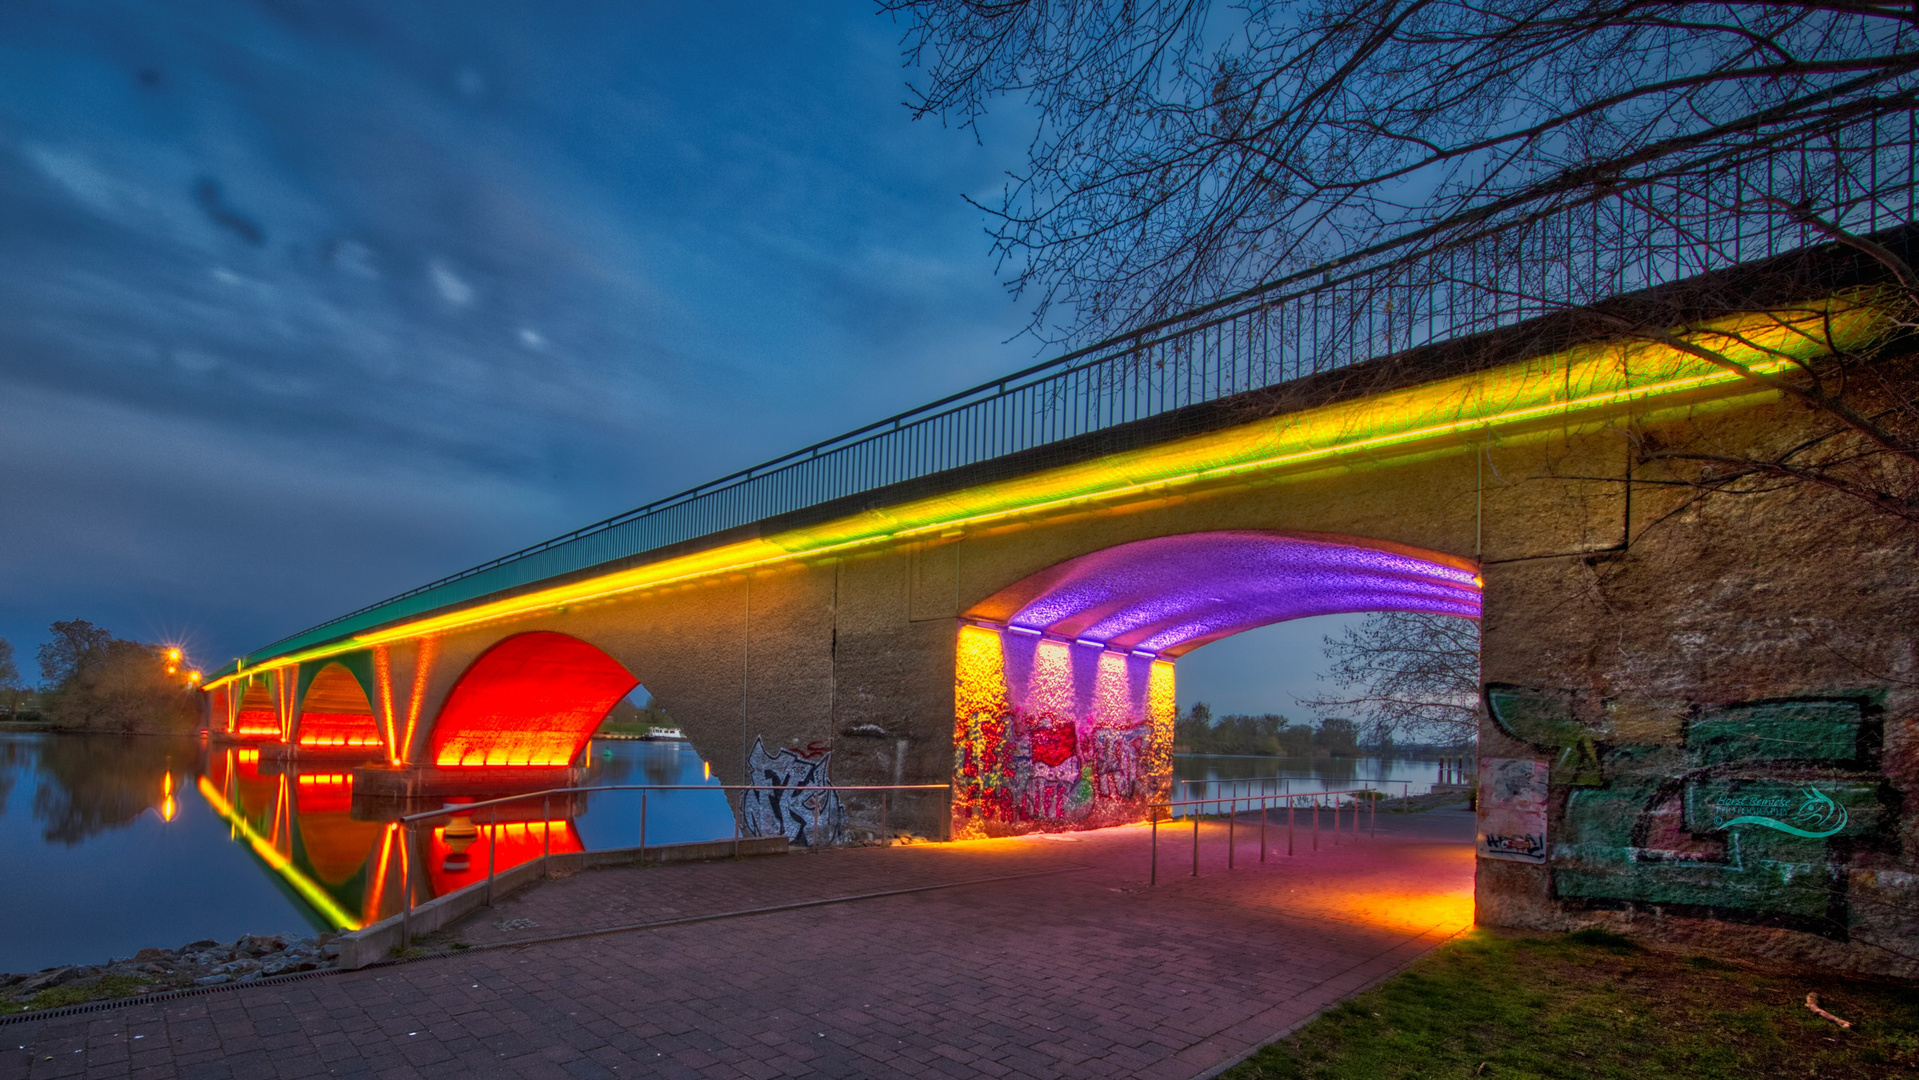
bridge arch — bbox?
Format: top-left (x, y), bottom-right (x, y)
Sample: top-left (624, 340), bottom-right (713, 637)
top-left (428, 631), bottom-right (639, 767)
top-left (954, 530), bottom-right (1480, 836)
top-left (232, 674), bottom-right (281, 739)
top-left (295, 663), bottom-right (385, 752)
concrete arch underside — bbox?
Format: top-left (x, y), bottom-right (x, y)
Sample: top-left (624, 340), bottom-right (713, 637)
top-left (952, 530), bottom-right (1482, 837)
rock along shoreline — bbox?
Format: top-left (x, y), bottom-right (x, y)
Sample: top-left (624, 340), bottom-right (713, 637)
top-left (2, 934), bottom-right (341, 1013)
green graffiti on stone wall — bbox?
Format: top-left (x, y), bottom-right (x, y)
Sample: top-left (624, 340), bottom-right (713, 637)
top-left (1498, 690), bottom-right (1888, 934)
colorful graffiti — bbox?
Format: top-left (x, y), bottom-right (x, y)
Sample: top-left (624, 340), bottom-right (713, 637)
top-left (1486, 686), bottom-right (1892, 936)
top-left (1478, 758), bottom-right (1549, 862)
top-left (741, 738), bottom-right (844, 845)
top-left (953, 624), bottom-right (1174, 837)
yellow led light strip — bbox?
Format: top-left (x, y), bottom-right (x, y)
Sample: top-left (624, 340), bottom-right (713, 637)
top-left (205, 299), bottom-right (1890, 688)
top-left (197, 777), bottom-right (363, 929)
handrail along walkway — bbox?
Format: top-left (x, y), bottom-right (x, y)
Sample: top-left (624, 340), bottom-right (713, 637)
top-left (390, 782), bottom-right (948, 947)
top-left (1148, 787), bottom-right (1384, 886)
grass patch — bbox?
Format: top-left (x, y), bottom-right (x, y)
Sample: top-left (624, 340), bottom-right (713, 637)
top-left (2, 974), bottom-right (156, 1013)
top-left (1224, 930), bottom-right (1919, 1079)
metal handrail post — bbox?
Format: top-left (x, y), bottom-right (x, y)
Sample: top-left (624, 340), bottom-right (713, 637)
top-left (1192, 808), bottom-right (1200, 877)
top-left (1150, 814), bottom-right (1158, 886)
top-left (400, 848), bottom-right (411, 949)
top-left (881, 792), bottom-right (889, 845)
top-left (639, 792), bottom-right (648, 866)
top-left (1287, 797), bottom-right (1295, 856)
top-left (1312, 796), bottom-right (1319, 851)
top-left (1332, 796), bottom-right (1340, 846)
top-left (485, 807), bottom-right (496, 907)
top-left (542, 794), bottom-right (551, 870)
top-left (1370, 790), bottom-right (1377, 838)
top-left (1227, 795), bottom-right (1236, 870)
top-left (1259, 794), bottom-right (1267, 863)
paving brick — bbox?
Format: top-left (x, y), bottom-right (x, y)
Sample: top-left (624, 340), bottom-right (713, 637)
top-left (0, 812), bottom-right (1469, 1080)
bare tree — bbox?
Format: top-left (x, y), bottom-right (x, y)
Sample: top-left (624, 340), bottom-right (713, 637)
top-left (0, 638), bottom-right (25, 716)
top-left (888, 0), bottom-right (1916, 337)
top-left (888, 0), bottom-right (1919, 524)
top-left (1297, 612), bottom-right (1482, 747)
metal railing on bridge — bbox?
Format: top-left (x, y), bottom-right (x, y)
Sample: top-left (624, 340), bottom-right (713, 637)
top-left (391, 782), bottom-right (948, 947)
top-left (243, 113), bottom-right (1918, 668)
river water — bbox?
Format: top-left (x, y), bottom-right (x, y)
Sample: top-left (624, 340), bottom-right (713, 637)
top-left (0, 735), bottom-right (1470, 973)
top-left (1169, 753), bottom-right (1469, 811)
top-left (0, 732), bottom-right (734, 973)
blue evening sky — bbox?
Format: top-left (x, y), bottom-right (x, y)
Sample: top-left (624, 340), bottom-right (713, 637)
top-left (0, 0), bottom-right (1350, 717)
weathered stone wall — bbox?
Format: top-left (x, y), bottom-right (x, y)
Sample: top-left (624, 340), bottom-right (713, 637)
top-left (1477, 388), bottom-right (1919, 978)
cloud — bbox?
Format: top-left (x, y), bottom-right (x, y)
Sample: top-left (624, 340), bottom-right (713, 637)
top-left (428, 257), bottom-right (474, 307)
top-left (0, 0), bottom-right (1034, 663)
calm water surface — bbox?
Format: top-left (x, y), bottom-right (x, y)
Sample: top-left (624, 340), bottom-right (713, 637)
top-left (0, 736), bottom-right (1470, 972)
top-left (1170, 754), bottom-right (1469, 813)
top-left (0, 732), bottom-right (732, 972)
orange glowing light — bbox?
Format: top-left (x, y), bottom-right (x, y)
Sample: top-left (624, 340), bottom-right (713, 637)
top-left (430, 632), bottom-right (635, 767)
top-left (188, 670), bottom-right (201, 683)
top-left (158, 772), bottom-right (177, 822)
top-left (296, 664), bottom-right (386, 752)
top-left (166, 648), bottom-right (182, 662)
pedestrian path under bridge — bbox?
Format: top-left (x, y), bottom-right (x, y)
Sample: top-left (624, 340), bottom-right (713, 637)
top-left (1, 809), bottom-right (1474, 1080)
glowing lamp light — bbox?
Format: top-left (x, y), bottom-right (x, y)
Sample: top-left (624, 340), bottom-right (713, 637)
top-left (166, 648), bottom-right (182, 662)
top-left (188, 671), bottom-right (201, 683)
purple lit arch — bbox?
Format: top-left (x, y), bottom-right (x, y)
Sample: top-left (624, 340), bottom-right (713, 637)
top-left (965, 531), bottom-right (1481, 657)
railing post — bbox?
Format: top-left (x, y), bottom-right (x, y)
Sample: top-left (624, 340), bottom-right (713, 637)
top-left (485, 807), bottom-right (496, 907)
top-left (542, 794), bottom-right (551, 871)
top-left (1370, 790), bottom-right (1377, 839)
top-left (1227, 795), bottom-right (1236, 870)
top-left (1192, 806), bottom-right (1200, 877)
top-left (1150, 813), bottom-right (1158, 887)
top-left (1260, 794), bottom-right (1268, 863)
top-left (1312, 796), bottom-right (1319, 851)
top-left (400, 844), bottom-right (411, 950)
top-left (1331, 796), bottom-right (1340, 846)
top-left (881, 792), bottom-right (889, 845)
top-left (1287, 797), bottom-right (1295, 856)
top-left (639, 791), bottom-right (648, 866)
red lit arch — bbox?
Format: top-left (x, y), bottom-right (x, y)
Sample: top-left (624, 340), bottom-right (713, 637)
top-left (233, 677), bottom-right (280, 739)
top-left (297, 664), bottom-right (384, 751)
top-left (429, 632), bottom-right (637, 767)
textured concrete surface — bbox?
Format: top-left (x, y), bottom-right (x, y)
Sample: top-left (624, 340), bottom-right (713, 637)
top-left (1, 810), bottom-right (1474, 1080)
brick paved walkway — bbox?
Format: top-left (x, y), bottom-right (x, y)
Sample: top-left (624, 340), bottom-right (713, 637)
top-left (2, 810), bottom-right (1474, 1080)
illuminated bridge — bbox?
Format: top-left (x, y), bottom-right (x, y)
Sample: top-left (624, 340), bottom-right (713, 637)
top-left (199, 190), bottom-right (1919, 966)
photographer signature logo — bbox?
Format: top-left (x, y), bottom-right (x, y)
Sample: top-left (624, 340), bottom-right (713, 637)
top-left (1711, 786), bottom-right (1849, 839)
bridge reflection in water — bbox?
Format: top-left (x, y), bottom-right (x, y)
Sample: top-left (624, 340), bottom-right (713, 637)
top-left (193, 739), bottom-right (728, 931)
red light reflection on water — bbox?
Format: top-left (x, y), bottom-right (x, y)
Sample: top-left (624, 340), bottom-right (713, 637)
top-left (197, 747), bottom-right (586, 931)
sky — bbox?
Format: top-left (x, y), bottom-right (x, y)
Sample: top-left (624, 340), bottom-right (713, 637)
top-left (0, 0), bottom-right (1354, 715)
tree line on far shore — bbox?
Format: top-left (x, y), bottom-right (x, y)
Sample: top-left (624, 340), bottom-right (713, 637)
top-left (1173, 705), bottom-right (1362, 758)
top-left (0, 620), bottom-right (198, 733)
